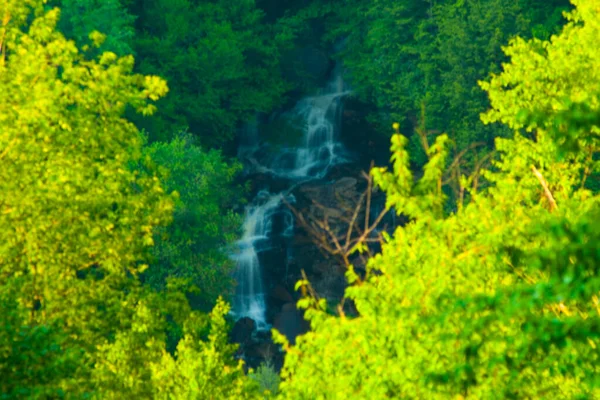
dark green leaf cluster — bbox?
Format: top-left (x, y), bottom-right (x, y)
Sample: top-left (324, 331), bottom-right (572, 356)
top-left (127, 0), bottom-right (292, 146)
top-left (51, 0), bottom-right (135, 57)
top-left (141, 133), bottom-right (245, 310)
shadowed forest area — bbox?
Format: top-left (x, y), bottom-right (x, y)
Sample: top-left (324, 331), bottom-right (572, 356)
top-left (1, 0), bottom-right (599, 398)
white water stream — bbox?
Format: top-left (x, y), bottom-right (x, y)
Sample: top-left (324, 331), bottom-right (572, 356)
top-left (231, 67), bottom-right (350, 329)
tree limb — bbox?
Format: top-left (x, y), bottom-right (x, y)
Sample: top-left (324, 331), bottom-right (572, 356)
top-left (532, 165), bottom-right (558, 211)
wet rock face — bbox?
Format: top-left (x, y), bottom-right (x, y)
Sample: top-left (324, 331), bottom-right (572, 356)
top-left (232, 63), bottom-right (382, 368)
top-left (297, 177), bottom-right (361, 221)
top-left (231, 171), bottom-right (365, 367)
top-left (231, 318), bottom-right (284, 372)
top-left (232, 165), bottom-right (395, 370)
top-left (285, 167), bottom-right (397, 308)
top-left (269, 284), bottom-right (294, 304)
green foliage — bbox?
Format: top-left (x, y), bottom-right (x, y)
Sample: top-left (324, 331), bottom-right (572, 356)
top-left (0, 2), bottom-right (167, 394)
top-left (424, 0), bottom-right (527, 149)
top-left (95, 297), bottom-right (261, 399)
top-left (0, 0), bottom-right (169, 340)
top-left (0, 1), bottom-right (170, 393)
top-left (274, 1), bottom-right (600, 398)
top-left (142, 133), bottom-right (245, 310)
top-left (51, 0), bottom-right (135, 56)
top-left (4, 0), bottom-right (599, 397)
top-left (525, 0), bottom-right (573, 40)
top-left (250, 362), bottom-right (281, 396)
top-left (128, 0), bottom-right (291, 146)
top-left (481, 0), bottom-right (600, 132)
top-left (0, 3), bottom-right (260, 397)
top-left (0, 283), bottom-right (82, 399)
top-left (480, 0), bottom-right (600, 192)
top-left (371, 127), bottom-right (451, 219)
top-left (149, 299), bottom-right (262, 399)
top-left (290, 0), bottom-right (570, 173)
top-left (277, 131), bottom-right (599, 399)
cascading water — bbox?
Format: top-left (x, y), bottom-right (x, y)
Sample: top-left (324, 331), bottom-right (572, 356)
top-left (231, 65), bottom-right (350, 329)
top-left (231, 191), bottom-right (288, 329)
top-left (238, 66), bottom-right (350, 180)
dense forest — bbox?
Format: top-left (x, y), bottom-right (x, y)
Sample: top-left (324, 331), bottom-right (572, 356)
top-left (1, 0), bottom-right (599, 398)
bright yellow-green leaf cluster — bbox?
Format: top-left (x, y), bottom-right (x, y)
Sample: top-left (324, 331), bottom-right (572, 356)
top-left (480, 0), bottom-right (600, 131)
top-left (274, 1), bottom-right (600, 398)
top-left (0, 2), bottom-right (261, 398)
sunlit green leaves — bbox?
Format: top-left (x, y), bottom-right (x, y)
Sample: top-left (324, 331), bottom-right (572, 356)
top-left (0, 1), bottom-right (171, 394)
top-left (276, 1), bottom-right (600, 398)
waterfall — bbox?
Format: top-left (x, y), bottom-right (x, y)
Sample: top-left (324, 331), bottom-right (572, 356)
top-left (238, 64), bottom-right (350, 180)
top-left (231, 66), bottom-right (350, 329)
top-left (231, 191), bottom-right (291, 330)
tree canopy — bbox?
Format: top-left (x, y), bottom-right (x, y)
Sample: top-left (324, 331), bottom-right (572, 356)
top-left (126, 0), bottom-right (292, 146)
top-left (0, 2), bottom-right (261, 397)
top-left (275, 2), bottom-right (600, 398)
top-left (142, 134), bottom-right (245, 310)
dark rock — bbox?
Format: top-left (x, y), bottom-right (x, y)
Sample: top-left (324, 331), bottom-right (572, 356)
top-left (274, 303), bottom-right (309, 345)
top-left (230, 317), bottom-right (256, 346)
top-left (334, 177), bottom-right (358, 192)
top-left (285, 171), bottom-right (370, 309)
top-left (281, 302), bottom-right (297, 313)
top-left (281, 46), bottom-right (333, 88)
top-left (269, 284), bottom-right (294, 304)
top-left (245, 341), bottom-right (279, 361)
top-left (313, 261), bottom-right (332, 276)
top-left (313, 271), bottom-right (347, 306)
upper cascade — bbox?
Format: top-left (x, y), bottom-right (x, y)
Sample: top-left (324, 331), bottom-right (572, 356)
top-left (238, 64), bottom-right (351, 181)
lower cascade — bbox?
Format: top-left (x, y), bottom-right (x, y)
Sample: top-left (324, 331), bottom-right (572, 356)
top-left (231, 66), bottom-right (350, 331)
top-left (231, 191), bottom-right (293, 330)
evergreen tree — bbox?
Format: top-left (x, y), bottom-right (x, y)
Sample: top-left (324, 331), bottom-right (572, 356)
top-left (51, 0), bottom-right (135, 56)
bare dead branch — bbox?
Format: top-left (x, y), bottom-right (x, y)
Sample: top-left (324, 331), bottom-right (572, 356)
top-left (345, 191), bottom-right (366, 250)
top-left (284, 171), bottom-right (390, 270)
top-left (446, 142), bottom-right (486, 173)
top-left (471, 151), bottom-right (495, 193)
top-left (532, 165), bottom-right (558, 211)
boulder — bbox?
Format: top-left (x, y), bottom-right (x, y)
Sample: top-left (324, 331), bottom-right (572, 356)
top-left (245, 341), bottom-right (279, 361)
top-left (281, 302), bottom-right (297, 312)
top-left (230, 317), bottom-right (256, 346)
top-left (334, 177), bottom-right (358, 192)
